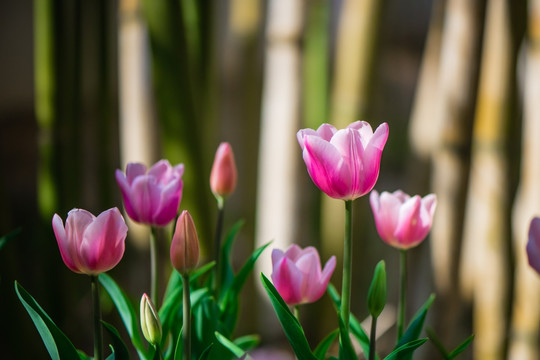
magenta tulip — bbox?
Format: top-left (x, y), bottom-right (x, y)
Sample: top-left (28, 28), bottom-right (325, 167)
top-left (116, 160), bottom-right (184, 227)
top-left (527, 217), bottom-right (540, 274)
top-left (210, 142), bottom-right (238, 198)
top-left (271, 244), bottom-right (336, 305)
top-left (52, 208), bottom-right (128, 275)
top-left (297, 121), bottom-right (389, 200)
top-left (370, 190), bottom-right (437, 250)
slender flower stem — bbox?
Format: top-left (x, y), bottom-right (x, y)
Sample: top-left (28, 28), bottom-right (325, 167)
top-left (154, 344), bottom-right (164, 360)
top-left (91, 275), bottom-right (103, 360)
top-left (397, 249), bottom-right (407, 340)
top-left (369, 316), bottom-right (377, 360)
top-left (341, 200), bottom-right (353, 329)
top-left (182, 274), bottom-right (192, 360)
top-left (150, 227), bottom-right (159, 305)
top-left (213, 198), bottom-right (225, 295)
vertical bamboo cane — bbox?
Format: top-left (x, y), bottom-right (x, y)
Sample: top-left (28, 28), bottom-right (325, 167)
top-left (508, 2), bottom-right (540, 358)
top-left (460, 0), bottom-right (513, 357)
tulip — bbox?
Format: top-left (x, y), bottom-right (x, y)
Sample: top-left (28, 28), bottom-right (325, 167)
top-left (115, 160), bottom-right (184, 227)
top-left (210, 142), bottom-right (237, 199)
top-left (271, 244), bottom-right (336, 305)
top-left (140, 293), bottom-right (162, 346)
top-left (170, 210), bottom-right (200, 275)
top-left (527, 217), bottom-right (540, 274)
top-left (52, 208), bottom-right (128, 275)
top-left (369, 190), bottom-right (437, 250)
top-left (297, 121), bottom-right (389, 200)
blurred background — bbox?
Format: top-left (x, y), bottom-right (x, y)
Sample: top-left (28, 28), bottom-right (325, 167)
top-left (0, 0), bottom-right (538, 359)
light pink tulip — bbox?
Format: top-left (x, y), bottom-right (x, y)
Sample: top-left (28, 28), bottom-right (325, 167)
top-left (116, 160), bottom-right (184, 227)
top-left (297, 121), bottom-right (389, 200)
top-left (52, 208), bottom-right (128, 275)
top-left (170, 210), bottom-right (200, 275)
top-left (370, 190), bottom-right (437, 250)
top-left (271, 244), bottom-right (336, 305)
top-left (527, 217), bottom-right (540, 275)
top-left (210, 142), bottom-right (238, 198)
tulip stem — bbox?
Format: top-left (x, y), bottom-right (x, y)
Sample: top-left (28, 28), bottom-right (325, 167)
top-left (369, 315), bottom-right (377, 360)
top-left (293, 305), bottom-right (300, 323)
top-left (91, 275), bottom-right (103, 360)
top-left (341, 200), bottom-right (353, 329)
top-left (213, 198), bottom-right (225, 296)
top-left (397, 249), bottom-right (407, 340)
top-left (182, 274), bottom-right (191, 360)
top-left (150, 227), bottom-right (159, 306)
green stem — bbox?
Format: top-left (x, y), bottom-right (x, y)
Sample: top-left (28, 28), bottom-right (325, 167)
top-left (154, 344), bottom-right (164, 360)
top-left (91, 275), bottom-right (103, 360)
top-left (182, 274), bottom-right (192, 360)
top-left (293, 305), bottom-right (300, 323)
top-left (341, 200), bottom-right (353, 329)
top-left (213, 198), bottom-right (224, 295)
top-left (150, 227), bottom-right (159, 306)
top-left (397, 249), bottom-right (407, 340)
top-left (369, 316), bottom-right (377, 360)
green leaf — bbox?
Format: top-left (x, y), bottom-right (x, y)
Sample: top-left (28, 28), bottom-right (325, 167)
top-left (338, 312), bottom-right (358, 360)
top-left (102, 321), bottom-right (131, 360)
top-left (173, 327), bottom-right (183, 360)
top-left (396, 294), bottom-right (435, 353)
top-left (383, 339), bottom-right (428, 360)
top-left (0, 227), bottom-right (21, 251)
top-left (260, 273), bottom-right (317, 360)
top-left (447, 334), bottom-right (474, 359)
top-left (218, 220), bottom-right (245, 297)
top-left (198, 344), bottom-right (213, 360)
top-left (367, 261), bottom-right (386, 318)
top-left (233, 334), bottom-right (260, 352)
top-left (313, 329), bottom-right (338, 360)
top-left (98, 273), bottom-right (148, 358)
top-left (214, 331), bottom-right (249, 358)
top-left (14, 281), bottom-right (82, 360)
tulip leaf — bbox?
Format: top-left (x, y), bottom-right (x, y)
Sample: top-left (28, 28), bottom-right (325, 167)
top-left (447, 334), bottom-right (474, 359)
top-left (383, 338), bottom-right (428, 360)
top-left (395, 293), bottom-right (435, 356)
top-left (212, 331), bottom-right (252, 359)
top-left (426, 328), bottom-right (474, 360)
top-left (198, 344), bottom-right (214, 360)
top-left (14, 281), bottom-right (82, 360)
top-left (218, 220), bottom-right (245, 299)
top-left (314, 329), bottom-right (338, 360)
top-left (260, 273), bottom-right (317, 360)
top-left (173, 327), bottom-right (183, 360)
top-left (102, 321), bottom-right (130, 360)
top-left (233, 334), bottom-right (260, 352)
top-left (338, 312), bottom-right (358, 360)
top-left (98, 273), bottom-right (148, 358)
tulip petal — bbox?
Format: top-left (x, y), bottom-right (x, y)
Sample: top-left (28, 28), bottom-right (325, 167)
top-left (527, 217), bottom-right (540, 274)
top-left (153, 178), bottom-right (183, 226)
top-left (358, 123), bottom-right (388, 195)
top-left (297, 129), bottom-right (318, 149)
top-left (129, 176), bottom-right (162, 224)
top-left (115, 169), bottom-right (140, 222)
top-left (52, 214), bottom-right (81, 273)
top-left (370, 191), bottom-right (402, 246)
top-left (395, 196), bottom-right (429, 248)
top-left (271, 248), bottom-right (286, 266)
top-left (283, 244), bottom-right (304, 262)
top-left (311, 255), bottom-right (337, 302)
top-left (271, 257), bottom-right (304, 305)
top-left (330, 129), bottom-right (365, 197)
top-left (126, 163), bottom-right (147, 184)
top-left (148, 160), bottom-right (172, 183)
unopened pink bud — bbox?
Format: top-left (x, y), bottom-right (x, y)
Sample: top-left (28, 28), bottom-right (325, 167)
top-left (170, 210), bottom-right (200, 274)
top-left (210, 142), bottom-right (237, 198)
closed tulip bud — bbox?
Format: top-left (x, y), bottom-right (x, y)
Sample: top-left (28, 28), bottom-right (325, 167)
top-left (210, 142), bottom-right (238, 199)
top-left (140, 293), bottom-right (162, 346)
top-left (367, 261), bottom-right (387, 318)
top-left (170, 210), bottom-right (200, 274)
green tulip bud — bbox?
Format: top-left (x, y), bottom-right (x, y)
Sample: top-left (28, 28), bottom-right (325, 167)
top-left (140, 293), bottom-right (162, 346)
top-left (367, 260), bottom-right (387, 318)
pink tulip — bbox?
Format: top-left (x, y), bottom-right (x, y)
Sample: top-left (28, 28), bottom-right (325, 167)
top-left (297, 121), bottom-right (389, 200)
top-left (210, 142), bottom-right (238, 198)
top-left (170, 210), bottom-right (200, 275)
top-left (271, 244), bottom-right (336, 305)
top-left (527, 217), bottom-right (540, 274)
top-left (369, 190), bottom-right (437, 250)
top-left (116, 160), bottom-right (184, 227)
top-left (52, 208), bottom-right (128, 275)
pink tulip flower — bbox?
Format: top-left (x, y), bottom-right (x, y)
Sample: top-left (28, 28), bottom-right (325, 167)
top-left (52, 208), bottom-right (128, 275)
top-left (116, 160), bottom-right (184, 227)
top-left (210, 142), bottom-right (238, 198)
top-left (370, 190), bottom-right (437, 250)
top-left (527, 217), bottom-right (540, 274)
top-left (271, 244), bottom-right (336, 305)
top-left (297, 121), bottom-right (389, 200)
top-left (170, 210), bottom-right (200, 275)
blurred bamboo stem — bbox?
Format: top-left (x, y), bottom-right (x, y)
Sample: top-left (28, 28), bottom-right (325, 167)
top-left (509, 2), bottom-right (540, 358)
top-left (460, 0), bottom-right (513, 357)
top-left (429, 0), bottom-right (485, 343)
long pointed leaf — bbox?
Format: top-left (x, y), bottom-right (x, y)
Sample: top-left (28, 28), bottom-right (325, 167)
top-left (219, 220), bottom-right (245, 297)
top-left (338, 313), bottom-right (358, 360)
top-left (102, 321), bottom-right (131, 360)
top-left (448, 334), bottom-right (474, 359)
top-left (314, 329), bottom-right (338, 360)
top-left (383, 339), bottom-right (428, 360)
top-left (214, 331), bottom-right (250, 359)
top-left (260, 273), bottom-right (317, 360)
top-left (395, 293), bottom-right (435, 360)
top-left (15, 281), bottom-right (82, 360)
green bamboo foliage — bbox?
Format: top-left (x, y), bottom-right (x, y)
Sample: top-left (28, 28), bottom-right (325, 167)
top-left (460, 0), bottom-right (516, 357)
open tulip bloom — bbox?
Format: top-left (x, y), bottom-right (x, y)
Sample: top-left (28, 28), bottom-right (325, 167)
top-left (271, 244), bottom-right (336, 306)
top-left (297, 121), bottom-right (389, 201)
top-left (115, 159), bottom-right (184, 227)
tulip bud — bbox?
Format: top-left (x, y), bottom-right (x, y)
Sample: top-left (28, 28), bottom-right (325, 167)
top-left (170, 210), bottom-right (200, 274)
top-left (367, 260), bottom-right (387, 318)
top-left (210, 142), bottom-right (237, 200)
top-left (140, 293), bottom-right (162, 346)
